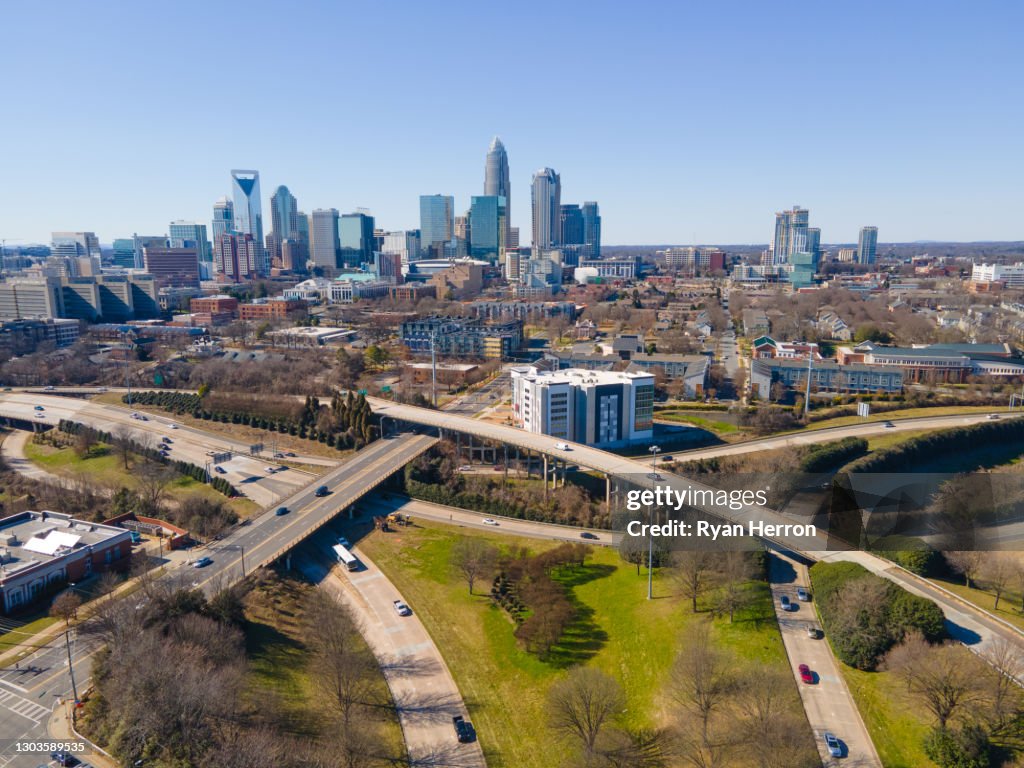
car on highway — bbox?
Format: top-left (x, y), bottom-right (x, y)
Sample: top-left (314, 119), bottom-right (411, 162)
top-left (315, 485), bottom-right (330, 497)
top-left (580, 531), bottom-right (598, 540)
top-left (482, 518), bottom-right (498, 526)
top-left (493, 464), bottom-right (503, 471)
top-left (824, 732), bottom-right (842, 758)
top-left (337, 536), bottom-right (351, 548)
top-left (988, 413), bottom-right (1000, 420)
top-left (883, 421), bottom-right (895, 428)
top-left (807, 626), bottom-right (820, 639)
top-left (35, 412), bottom-right (45, 419)
top-left (33, 405), bottom-right (44, 411)
top-left (275, 506), bottom-right (290, 516)
top-left (44, 385), bottom-right (55, 391)
top-left (192, 556), bottom-right (212, 568)
top-left (264, 466), bottom-right (277, 473)
top-left (452, 715), bottom-right (475, 743)
top-left (796, 587), bottom-right (810, 602)
top-left (779, 594), bottom-right (794, 611)
top-left (214, 466), bottom-right (226, 474)
top-left (97, 386), bottom-right (108, 392)
top-left (457, 465), bottom-right (472, 472)
top-left (274, 452), bottom-right (285, 458)
top-left (162, 436), bottom-right (172, 443)
top-left (798, 663), bottom-right (814, 684)
top-left (285, 451), bottom-right (296, 457)
top-left (393, 599), bottom-right (412, 616)
top-left (169, 423), bottom-right (178, 429)
top-left (554, 442), bottom-right (571, 451)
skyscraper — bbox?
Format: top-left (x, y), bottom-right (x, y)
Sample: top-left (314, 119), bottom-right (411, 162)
top-left (419, 195), bottom-right (454, 258)
top-left (212, 196), bottom-right (234, 243)
top-left (215, 232), bottom-right (258, 283)
top-left (559, 204), bottom-right (584, 246)
top-left (485, 137), bottom-right (510, 243)
top-left (338, 211), bottom-right (375, 268)
top-left (111, 239), bottom-right (136, 268)
top-left (310, 208), bottom-right (340, 270)
top-left (582, 202), bottom-right (601, 260)
top-left (382, 230), bottom-right (421, 270)
top-left (469, 195), bottom-right (507, 263)
top-left (772, 206), bottom-right (810, 264)
top-left (531, 168), bottom-right (561, 249)
top-left (806, 227), bottom-right (821, 261)
top-left (230, 170), bottom-right (265, 274)
top-left (50, 232), bottom-right (101, 260)
top-left (169, 221), bottom-right (212, 262)
top-left (857, 226), bottom-right (878, 265)
top-left (269, 185), bottom-right (299, 265)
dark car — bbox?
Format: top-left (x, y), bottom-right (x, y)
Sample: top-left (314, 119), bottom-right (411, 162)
top-left (580, 531), bottom-right (599, 540)
top-left (452, 715), bottom-right (475, 743)
top-left (275, 506), bottom-right (289, 516)
top-left (192, 556), bottom-right (212, 568)
top-left (315, 485), bottom-right (330, 497)
top-left (214, 466), bottom-right (226, 474)
top-left (51, 751), bottom-right (79, 766)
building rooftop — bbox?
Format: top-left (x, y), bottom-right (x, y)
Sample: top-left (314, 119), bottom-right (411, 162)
top-left (0, 511), bottom-right (128, 581)
top-left (511, 365), bottom-right (653, 385)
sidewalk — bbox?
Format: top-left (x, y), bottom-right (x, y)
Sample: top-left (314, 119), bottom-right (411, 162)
top-left (48, 697), bottom-right (119, 768)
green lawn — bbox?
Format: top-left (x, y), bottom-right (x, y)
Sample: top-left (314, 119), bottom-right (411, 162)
top-left (655, 411), bottom-right (741, 433)
top-left (24, 441), bottom-right (258, 517)
top-left (0, 615), bottom-right (58, 656)
top-left (359, 521), bottom-right (798, 768)
top-left (929, 575), bottom-right (1024, 633)
top-left (841, 664), bottom-right (937, 768)
top-left (865, 429), bottom-right (929, 452)
top-left (801, 405), bottom-right (999, 432)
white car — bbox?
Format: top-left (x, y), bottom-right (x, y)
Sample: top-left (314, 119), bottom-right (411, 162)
top-left (457, 465), bottom-right (472, 472)
top-left (482, 518), bottom-right (498, 526)
top-left (554, 442), bottom-right (571, 451)
top-left (264, 466), bottom-right (277, 473)
top-left (169, 423), bottom-right (178, 429)
top-left (393, 599), bottom-right (412, 616)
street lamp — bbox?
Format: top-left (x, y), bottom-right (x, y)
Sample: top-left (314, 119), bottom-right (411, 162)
top-left (648, 445), bottom-right (661, 480)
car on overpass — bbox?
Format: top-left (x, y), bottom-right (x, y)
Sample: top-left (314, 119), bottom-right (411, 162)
top-left (193, 556), bottom-right (212, 568)
top-left (315, 485), bottom-right (330, 496)
top-left (275, 506), bottom-right (290, 516)
top-left (554, 442), bottom-right (571, 451)
top-left (34, 405), bottom-right (44, 411)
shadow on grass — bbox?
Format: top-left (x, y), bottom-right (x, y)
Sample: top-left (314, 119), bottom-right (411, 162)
top-left (542, 562), bottom-right (616, 668)
top-left (243, 619), bottom-right (320, 737)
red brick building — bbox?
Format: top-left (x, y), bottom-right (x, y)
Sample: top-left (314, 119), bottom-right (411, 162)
top-left (238, 299), bottom-right (308, 320)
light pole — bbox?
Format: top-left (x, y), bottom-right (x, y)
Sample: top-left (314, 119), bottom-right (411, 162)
top-left (647, 444), bottom-right (661, 600)
top-left (804, 352), bottom-right (812, 419)
top-left (648, 445), bottom-right (661, 480)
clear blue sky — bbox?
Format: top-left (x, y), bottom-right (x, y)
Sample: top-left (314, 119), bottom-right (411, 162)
top-left (2, 0), bottom-right (1022, 246)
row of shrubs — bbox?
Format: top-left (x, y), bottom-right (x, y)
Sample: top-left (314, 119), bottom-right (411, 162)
top-left (800, 437), bottom-right (868, 473)
top-left (58, 420), bottom-right (237, 498)
top-left (809, 561), bottom-right (945, 670)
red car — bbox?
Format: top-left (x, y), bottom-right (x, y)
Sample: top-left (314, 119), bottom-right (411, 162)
top-left (798, 664), bottom-right (814, 684)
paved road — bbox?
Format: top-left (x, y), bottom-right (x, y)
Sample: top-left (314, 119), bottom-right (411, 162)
top-left (769, 553), bottom-right (881, 768)
top-left (0, 431), bottom-right (55, 484)
top-left (0, 393), bottom-right (321, 506)
top-left (298, 544), bottom-right (486, 768)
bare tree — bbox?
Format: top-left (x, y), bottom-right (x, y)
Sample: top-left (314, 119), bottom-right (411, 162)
top-left (671, 550), bottom-right (717, 613)
top-left (547, 666), bottom-right (625, 760)
top-left (884, 631), bottom-right (985, 728)
top-left (111, 424), bottom-right (135, 470)
top-left (671, 621), bottom-right (733, 742)
top-left (450, 538), bottom-right (498, 595)
top-left (946, 550), bottom-right (985, 589)
top-left (979, 552), bottom-right (1016, 610)
top-left (980, 637), bottom-right (1024, 735)
top-left (711, 551), bottom-right (754, 623)
top-left (49, 591), bottom-right (81, 626)
top-left (136, 462), bottom-right (175, 516)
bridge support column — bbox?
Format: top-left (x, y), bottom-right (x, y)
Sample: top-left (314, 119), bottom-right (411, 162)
top-left (605, 474), bottom-right (612, 513)
top-left (503, 445), bottom-right (508, 483)
top-left (543, 454), bottom-right (548, 498)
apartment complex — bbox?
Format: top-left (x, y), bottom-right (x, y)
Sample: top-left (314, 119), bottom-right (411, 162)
top-left (510, 366), bottom-right (654, 448)
top-left (400, 316), bottom-right (523, 360)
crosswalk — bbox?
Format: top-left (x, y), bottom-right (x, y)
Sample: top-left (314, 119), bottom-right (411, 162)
top-left (0, 688), bottom-right (51, 724)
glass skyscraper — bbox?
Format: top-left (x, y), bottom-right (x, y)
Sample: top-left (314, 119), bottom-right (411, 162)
top-left (772, 205), bottom-right (810, 264)
top-left (857, 226), bottom-right (878, 265)
top-left (269, 185), bottom-right (298, 264)
top-left (169, 221), bottom-right (212, 262)
top-left (531, 168), bottom-right (561, 249)
top-left (212, 196), bottom-right (234, 244)
top-left (310, 208), bottom-right (340, 270)
top-left (559, 204), bottom-right (584, 246)
top-left (582, 201), bottom-right (601, 260)
top-left (485, 137), bottom-right (510, 244)
top-left (338, 212), bottom-right (376, 268)
top-left (469, 195), bottom-right (507, 263)
top-left (419, 195), bottom-right (454, 257)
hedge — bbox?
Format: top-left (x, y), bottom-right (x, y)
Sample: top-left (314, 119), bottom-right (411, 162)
top-left (799, 437), bottom-right (868, 473)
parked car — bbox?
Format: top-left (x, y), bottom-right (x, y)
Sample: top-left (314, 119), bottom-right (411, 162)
top-left (315, 485), bottom-right (330, 497)
top-left (796, 587), bottom-right (810, 602)
top-left (275, 506), bottom-right (289, 516)
top-left (824, 732), bottom-right (842, 758)
top-left (393, 599), bottom-right (411, 616)
top-left (50, 751), bottom-right (79, 766)
top-left (192, 557), bottom-right (212, 568)
top-left (798, 664), bottom-right (814, 684)
top-left (452, 715), bottom-right (475, 743)
top-left (214, 466), bottom-right (226, 474)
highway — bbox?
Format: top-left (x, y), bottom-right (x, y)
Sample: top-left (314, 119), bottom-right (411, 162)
top-left (0, 393), bottom-right (327, 507)
top-left (770, 553), bottom-right (881, 768)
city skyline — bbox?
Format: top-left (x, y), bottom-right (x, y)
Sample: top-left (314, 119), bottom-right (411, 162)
top-left (2, 1), bottom-right (1022, 245)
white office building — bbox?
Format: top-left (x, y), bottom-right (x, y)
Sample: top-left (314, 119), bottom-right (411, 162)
top-left (510, 366), bottom-right (654, 448)
top-left (971, 263), bottom-right (1024, 289)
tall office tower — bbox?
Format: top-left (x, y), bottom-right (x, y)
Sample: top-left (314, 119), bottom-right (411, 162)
top-left (310, 208), bottom-right (340, 270)
top-left (231, 170), bottom-right (263, 242)
top-left (857, 226), bottom-right (878, 265)
top-left (169, 221), bottom-right (212, 262)
top-left (806, 227), bottom-right (821, 261)
top-left (559, 204), bottom-right (584, 246)
top-left (374, 252), bottom-right (403, 284)
top-left (132, 234), bottom-right (168, 270)
top-left (531, 168), bottom-right (561, 249)
top-left (295, 211), bottom-right (310, 246)
top-left (144, 245), bottom-right (200, 289)
top-left (280, 239), bottom-right (307, 273)
top-left (581, 202), bottom-right (601, 260)
top-left (111, 239), bottom-right (136, 268)
top-left (338, 211), bottom-right (375, 268)
top-left (212, 196), bottom-right (234, 243)
top-left (771, 206), bottom-right (810, 264)
top-left (269, 185), bottom-right (299, 265)
top-left (484, 136), bottom-right (511, 243)
top-left (382, 230), bottom-right (421, 270)
top-left (50, 232), bottom-right (101, 260)
top-left (419, 194), bottom-right (454, 258)
top-left (215, 232), bottom-right (258, 283)
top-left (508, 227), bottom-right (520, 251)
top-left (469, 195), bottom-right (507, 263)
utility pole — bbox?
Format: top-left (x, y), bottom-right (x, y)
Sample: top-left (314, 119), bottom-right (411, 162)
top-left (430, 328), bottom-right (438, 407)
top-left (804, 351), bottom-right (812, 419)
top-left (64, 626), bottom-right (78, 704)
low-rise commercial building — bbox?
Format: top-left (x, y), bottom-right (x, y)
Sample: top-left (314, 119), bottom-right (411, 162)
top-left (0, 510), bottom-right (132, 614)
top-left (750, 358), bottom-right (904, 396)
top-left (238, 298), bottom-right (308, 321)
top-left (401, 316), bottom-right (523, 360)
top-left (510, 366), bottom-right (654, 448)
top-left (836, 342), bottom-right (1023, 382)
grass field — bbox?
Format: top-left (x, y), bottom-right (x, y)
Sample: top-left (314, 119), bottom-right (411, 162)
top-left (841, 664), bottom-right (937, 768)
top-left (864, 429), bottom-right (929, 452)
top-left (655, 411), bottom-right (741, 433)
top-left (243, 571), bottom-right (406, 756)
top-left (24, 440), bottom-right (258, 517)
top-left (801, 405), bottom-right (999, 432)
top-left (359, 520), bottom-right (796, 768)
top-left (0, 615), bottom-right (58, 656)
top-left (929, 574), bottom-right (1024, 633)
